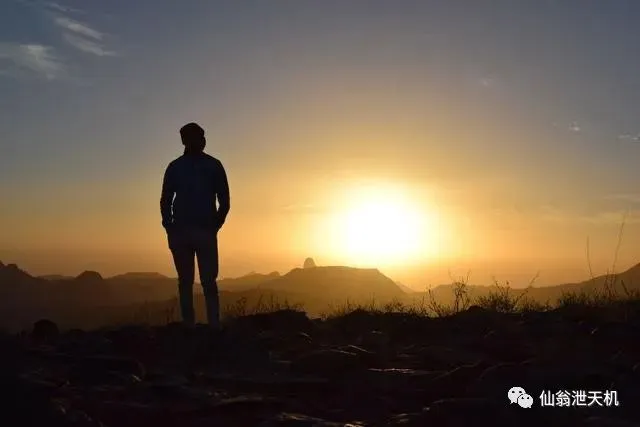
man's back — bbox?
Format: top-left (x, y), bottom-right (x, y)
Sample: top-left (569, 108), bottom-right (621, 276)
top-left (161, 152), bottom-right (230, 229)
top-left (162, 122), bottom-right (229, 328)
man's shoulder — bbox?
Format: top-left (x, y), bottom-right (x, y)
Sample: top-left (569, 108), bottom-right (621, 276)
top-left (168, 155), bottom-right (185, 165)
top-left (203, 152), bottom-right (221, 163)
top-left (165, 157), bottom-right (182, 173)
top-left (202, 153), bottom-right (225, 169)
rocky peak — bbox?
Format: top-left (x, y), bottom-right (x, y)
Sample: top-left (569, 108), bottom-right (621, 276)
top-left (76, 271), bottom-right (104, 283)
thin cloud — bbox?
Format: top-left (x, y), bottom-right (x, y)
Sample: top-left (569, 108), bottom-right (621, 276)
top-left (63, 33), bottom-right (115, 57)
top-left (551, 121), bottom-right (583, 133)
top-left (53, 16), bottom-right (103, 40)
top-left (618, 133), bottom-right (640, 143)
top-left (479, 77), bottom-right (495, 88)
top-left (43, 1), bottom-right (83, 14)
top-left (0, 43), bottom-right (64, 80)
top-left (51, 14), bottom-right (116, 57)
top-left (11, 0), bottom-right (83, 14)
top-left (0, 2), bottom-right (113, 82)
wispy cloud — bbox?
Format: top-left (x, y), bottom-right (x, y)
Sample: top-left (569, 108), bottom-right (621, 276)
top-left (569, 121), bottom-right (581, 132)
top-left (63, 33), bottom-right (114, 56)
top-left (53, 16), bottom-right (103, 40)
top-left (51, 14), bottom-right (116, 56)
top-left (1, 1), bottom-right (116, 81)
top-left (618, 133), bottom-right (640, 143)
top-left (42, 1), bottom-right (83, 14)
top-left (551, 121), bottom-right (583, 134)
top-left (10, 0), bottom-right (85, 16)
top-left (0, 43), bottom-right (64, 80)
top-left (479, 77), bottom-right (495, 88)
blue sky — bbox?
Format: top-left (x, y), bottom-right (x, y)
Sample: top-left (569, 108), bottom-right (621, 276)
top-left (2, 0), bottom-right (640, 284)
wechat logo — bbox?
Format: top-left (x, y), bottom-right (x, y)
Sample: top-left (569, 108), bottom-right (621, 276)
top-left (508, 386), bottom-right (534, 408)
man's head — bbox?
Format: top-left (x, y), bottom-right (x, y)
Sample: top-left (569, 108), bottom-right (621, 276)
top-left (180, 122), bottom-right (206, 152)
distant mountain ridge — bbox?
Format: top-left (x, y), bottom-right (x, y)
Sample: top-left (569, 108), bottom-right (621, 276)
top-left (0, 259), bottom-right (404, 330)
top-left (4, 260), bottom-right (640, 301)
top-left (419, 262), bottom-right (640, 306)
top-left (259, 266), bottom-right (405, 301)
top-left (395, 281), bottom-right (416, 293)
top-left (39, 274), bottom-right (74, 281)
top-left (218, 271), bottom-right (281, 291)
top-left (109, 272), bottom-right (170, 281)
top-left (2, 259), bottom-right (640, 331)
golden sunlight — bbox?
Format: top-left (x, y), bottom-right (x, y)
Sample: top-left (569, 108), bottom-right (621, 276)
top-left (326, 182), bottom-right (443, 267)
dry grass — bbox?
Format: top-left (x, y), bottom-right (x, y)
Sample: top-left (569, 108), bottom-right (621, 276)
top-left (557, 211), bottom-right (639, 307)
top-left (130, 274), bottom-right (640, 326)
top-left (128, 212), bottom-right (640, 324)
top-left (424, 271), bottom-right (472, 317)
top-left (321, 297), bottom-right (430, 320)
top-left (222, 294), bottom-right (303, 319)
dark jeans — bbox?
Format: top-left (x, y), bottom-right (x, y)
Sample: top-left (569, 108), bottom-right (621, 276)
top-left (168, 226), bottom-right (220, 327)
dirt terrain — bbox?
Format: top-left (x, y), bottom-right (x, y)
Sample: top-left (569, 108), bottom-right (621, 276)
top-left (2, 305), bottom-right (639, 426)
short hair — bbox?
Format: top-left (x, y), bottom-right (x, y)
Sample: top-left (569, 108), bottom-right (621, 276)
top-left (179, 122), bottom-right (205, 140)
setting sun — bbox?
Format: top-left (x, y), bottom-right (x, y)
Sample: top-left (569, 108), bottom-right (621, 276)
top-left (323, 182), bottom-right (443, 267)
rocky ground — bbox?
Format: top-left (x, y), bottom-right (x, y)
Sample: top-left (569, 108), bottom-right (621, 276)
top-left (1, 305), bottom-right (640, 427)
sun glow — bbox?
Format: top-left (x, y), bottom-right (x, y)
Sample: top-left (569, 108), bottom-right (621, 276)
top-left (326, 182), bottom-right (444, 267)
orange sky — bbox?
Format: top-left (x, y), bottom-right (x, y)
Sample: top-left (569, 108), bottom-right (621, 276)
top-left (2, 2), bottom-right (640, 289)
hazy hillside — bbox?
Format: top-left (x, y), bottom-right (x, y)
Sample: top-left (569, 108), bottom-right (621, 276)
top-left (0, 265), bottom-right (178, 331)
top-left (0, 261), bottom-right (404, 331)
top-left (218, 271), bottom-right (281, 291)
top-left (109, 272), bottom-right (170, 281)
top-left (39, 274), bottom-right (74, 281)
top-left (395, 281), bottom-right (416, 293)
top-left (257, 266), bottom-right (405, 301)
top-left (2, 259), bottom-right (640, 331)
top-left (416, 263), bottom-right (640, 307)
top-left (571, 262), bottom-right (640, 293)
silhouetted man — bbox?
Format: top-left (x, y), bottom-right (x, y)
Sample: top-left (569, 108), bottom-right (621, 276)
top-left (160, 122), bottom-right (230, 328)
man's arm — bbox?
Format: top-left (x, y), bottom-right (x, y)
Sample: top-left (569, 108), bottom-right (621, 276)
top-left (216, 160), bottom-right (230, 230)
top-left (160, 164), bottom-right (175, 229)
